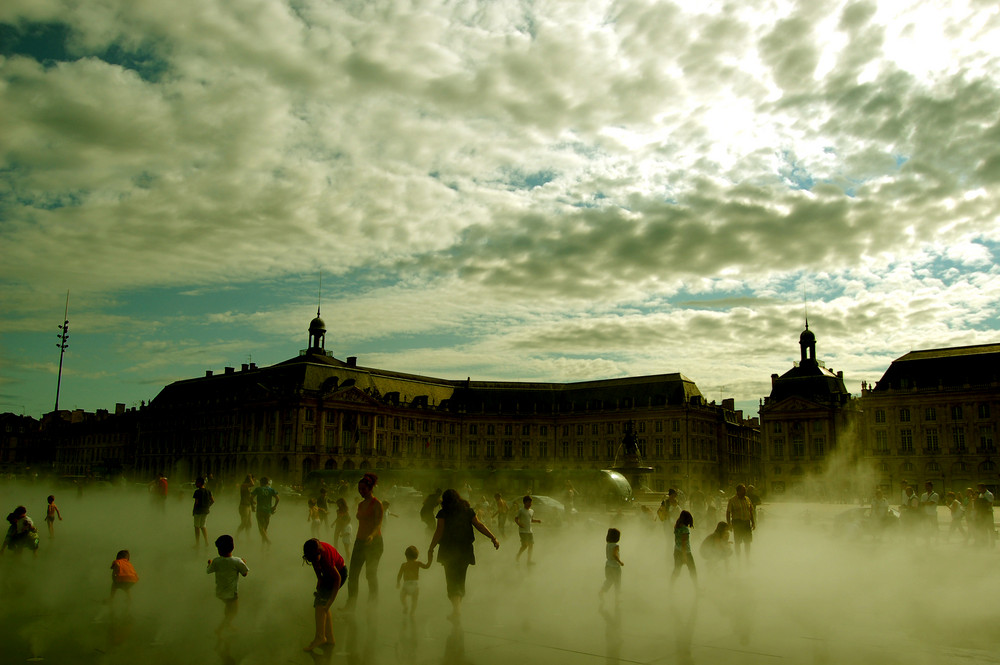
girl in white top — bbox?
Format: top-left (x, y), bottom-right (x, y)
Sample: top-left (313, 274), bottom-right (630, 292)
top-left (599, 528), bottom-right (623, 603)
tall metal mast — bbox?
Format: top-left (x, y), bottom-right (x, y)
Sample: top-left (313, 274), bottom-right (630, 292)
top-left (55, 291), bottom-right (70, 412)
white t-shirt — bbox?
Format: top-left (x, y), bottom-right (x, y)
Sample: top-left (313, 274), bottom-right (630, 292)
top-left (207, 556), bottom-right (249, 600)
top-left (921, 491), bottom-right (940, 517)
top-left (516, 507), bottom-right (534, 534)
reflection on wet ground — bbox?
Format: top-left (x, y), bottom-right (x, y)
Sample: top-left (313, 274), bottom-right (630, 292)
top-left (2, 490), bottom-right (1000, 665)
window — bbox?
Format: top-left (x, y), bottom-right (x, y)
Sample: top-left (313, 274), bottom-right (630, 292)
top-left (521, 440), bottom-right (530, 458)
top-left (468, 440), bottom-right (478, 458)
top-left (576, 424), bottom-right (584, 435)
top-left (607, 440), bottom-right (616, 458)
top-left (591, 441), bottom-right (600, 459)
top-left (672, 420), bottom-right (680, 433)
top-left (791, 437), bottom-right (804, 458)
top-left (538, 441), bottom-right (547, 458)
top-left (900, 429), bottom-right (913, 453)
top-left (924, 407), bottom-right (936, 421)
top-left (303, 429), bottom-right (314, 448)
top-left (636, 422), bottom-right (644, 433)
top-left (875, 431), bottom-right (888, 452)
top-left (655, 420), bottom-right (663, 433)
top-left (899, 408), bottom-right (910, 423)
top-left (305, 408), bottom-right (314, 422)
top-left (539, 425), bottom-right (548, 436)
top-left (952, 427), bottom-right (966, 452)
top-left (502, 440), bottom-right (513, 458)
top-left (504, 424), bottom-right (513, 436)
top-left (654, 439), bottom-right (664, 458)
top-left (980, 426), bottom-right (995, 451)
top-left (486, 440), bottom-right (496, 459)
top-left (951, 405), bottom-right (963, 420)
top-left (813, 437), bottom-right (825, 456)
top-left (487, 425), bottom-right (495, 435)
top-left (408, 419), bottom-right (415, 432)
top-left (979, 403), bottom-right (991, 419)
top-left (875, 410), bottom-right (886, 424)
top-left (925, 428), bottom-right (939, 452)
top-left (773, 438), bottom-right (784, 457)
top-left (591, 424), bottom-right (599, 435)
top-left (562, 425), bottom-right (569, 436)
top-left (672, 439), bottom-right (682, 457)
top-left (469, 424), bottom-right (478, 435)
top-left (521, 424), bottom-right (530, 436)
top-left (773, 422), bottom-right (783, 433)
top-left (561, 441), bottom-right (569, 458)
top-left (812, 421), bottom-right (824, 432)
top-left (325, 429), bottom-right (336, 450)
top-left (638, 438), bottom-right (647, 457)
top-left (576, 441), bottom-right (584, 458)
top-left (393, 417), bottom-right (400, 430)
top-left (376, 433), bottom-right (385, 454)
top-left (392, 435), bottom-right (400, 455)
top-left (435, 438), bottom-right (443, 457)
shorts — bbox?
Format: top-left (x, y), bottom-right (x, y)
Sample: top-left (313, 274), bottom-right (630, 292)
top-left (112, 581), bottom-right (135, 591)
top-left (732, 520), bottom-right (753, 544)
top-left (519, 532), bottom-right (534, 545)
top-left (193, 514), bottom-right (208, 528)
top-left (314, 565), bottom-right (348, 607)
top-left (604, 565), bottom-right (621, 589)
top-left (401, 580), bottom-right (419, 597)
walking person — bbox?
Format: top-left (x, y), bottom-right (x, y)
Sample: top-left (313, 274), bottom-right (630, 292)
top-left (427, 488), bottom-right (499, 622)
top-left (237, 475), bottom-right (255, 538)
top-left (251, 477), bottom-right (279, 546)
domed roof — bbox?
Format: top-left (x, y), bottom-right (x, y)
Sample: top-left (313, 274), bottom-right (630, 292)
top-left (310, 316), bottom-right (326, 331)
top-left (799, 326), bottom-right (815, 343)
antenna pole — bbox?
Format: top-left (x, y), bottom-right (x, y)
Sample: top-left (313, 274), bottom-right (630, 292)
top-left (55, 291), bottom-right (70, 412)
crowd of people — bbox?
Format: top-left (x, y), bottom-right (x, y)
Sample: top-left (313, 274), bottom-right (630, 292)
top-left (4, 471), bottom-right (998, 658)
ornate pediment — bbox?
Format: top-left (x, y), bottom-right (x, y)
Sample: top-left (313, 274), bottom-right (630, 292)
top-left (762, 395), bottom-right (824, 414)
top-left (326, 386), bottom-right (382, 407)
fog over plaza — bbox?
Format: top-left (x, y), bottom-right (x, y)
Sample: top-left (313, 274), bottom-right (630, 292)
top-left (2, 476), bottom-right (1000, 665)
top-left (3, 0), bottom-right (1000, 418)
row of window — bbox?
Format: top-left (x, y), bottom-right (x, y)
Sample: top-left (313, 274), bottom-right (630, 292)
top-left (872, 426), bottom-right (995, 452)
top-left (874, 404), bottom-right (992, 424)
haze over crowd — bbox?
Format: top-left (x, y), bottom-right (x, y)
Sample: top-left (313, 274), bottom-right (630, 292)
top-left (2, 0), bottom-right (1000, 418)
top-left (2, 472), bottom-right (999, 664)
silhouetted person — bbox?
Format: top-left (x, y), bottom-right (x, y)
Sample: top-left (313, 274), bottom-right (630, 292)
top-left (726, 485), bottom-right (755, 559)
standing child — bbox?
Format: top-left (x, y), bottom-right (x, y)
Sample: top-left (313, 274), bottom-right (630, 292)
top-left (109, 549), bottom-right (139, 604)
top-left (514, 495), bottom-right (541, 565)
top-left (45, 495), bottom-right (62, 538)
top-left (206, 534), bottom-right (249, 635)
top-left (333, 498), bottom-right (353, 564)
top-left (599, 528), bottom-right (624, 604)
top-left (307, 498), bottom-right (322, 538)
top-left (672, 510), bottom-right (697, 585)
top-left (396, 545), bottom-right (433, 615)
top-left (192, 476), bottom-right (215, 548)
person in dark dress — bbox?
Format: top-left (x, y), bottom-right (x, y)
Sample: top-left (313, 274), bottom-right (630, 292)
top-left (427, 488), bottom-right (499, 622)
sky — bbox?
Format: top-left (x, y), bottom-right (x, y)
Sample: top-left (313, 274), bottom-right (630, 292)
top-left (1, 0), bottom-right (999, 419)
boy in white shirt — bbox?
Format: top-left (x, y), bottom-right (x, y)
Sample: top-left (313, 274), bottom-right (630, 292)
top-left (514, 495), bottom-right (541, 565)
top-left (207, 534), bottom-right (249, 634)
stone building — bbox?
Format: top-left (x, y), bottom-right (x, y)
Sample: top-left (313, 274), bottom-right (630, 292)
top-left (860, 343), bottom-right (1000, 495)
top-left (759, 325), bottom-right (860, 497)
top-left (129, 312), bottom-right (759, 493)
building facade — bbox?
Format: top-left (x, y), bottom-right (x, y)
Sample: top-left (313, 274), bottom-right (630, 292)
top-left (759, 325), bottom-right (861, 498)
top-left (860, 344), bottom-right (1000, 496)
top-left (87, 313), bottom-right (760, 495)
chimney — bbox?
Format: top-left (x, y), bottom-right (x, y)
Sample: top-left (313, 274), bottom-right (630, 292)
top-left (241, 364), bottom-right (249, 372)
top-left (115, 403), bottom-right (125, 415)
top-left (347, 356), bottom-right (357, 367)
top-left (225, 367), bottom-right (235, 375)
top-left (206, 370), bottom-right (214, 377)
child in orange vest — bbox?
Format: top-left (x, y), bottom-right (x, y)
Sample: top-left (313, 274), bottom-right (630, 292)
top-left (110, 549), bottom-right (139, 604)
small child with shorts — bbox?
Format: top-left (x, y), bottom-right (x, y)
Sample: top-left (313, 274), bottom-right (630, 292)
top-left (110, 549), bottom-right (139, 604)
top-left (206, 534), bottom-right (249, 635)
top-left (396, 545), bottom-right (433, 614)
top-left (307, 498), bottom-right (322, 538)
top-left (45, 495), bottom-right (62, 538)
top-left (599, 528), bottom-right (623, 604)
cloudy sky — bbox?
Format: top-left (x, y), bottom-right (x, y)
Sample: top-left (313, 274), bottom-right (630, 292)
top-left (2, 0), bottom-right (999, 419)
